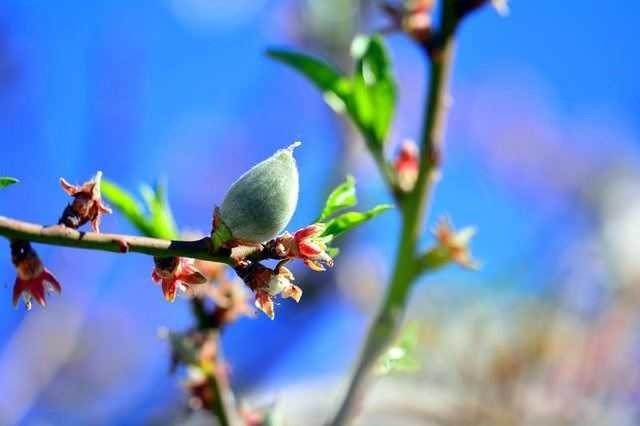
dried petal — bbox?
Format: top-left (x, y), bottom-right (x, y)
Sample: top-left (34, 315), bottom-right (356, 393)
top-left (281, 284), bottom-right (302, 303)
top-left (255, 291), bottom-right (275, 320)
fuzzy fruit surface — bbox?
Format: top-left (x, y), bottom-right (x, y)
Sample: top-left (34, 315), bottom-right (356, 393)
top-left (219, 145), bottom-right (299, 243)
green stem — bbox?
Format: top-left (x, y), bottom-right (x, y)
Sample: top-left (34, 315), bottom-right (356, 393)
top-left (330, 3), bottom-right (458, 424)
top-left (205, 331), bottom-right (239, 426)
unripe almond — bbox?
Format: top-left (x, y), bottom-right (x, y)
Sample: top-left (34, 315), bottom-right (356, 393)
top-left (218, 143), bottom-right (300, 243)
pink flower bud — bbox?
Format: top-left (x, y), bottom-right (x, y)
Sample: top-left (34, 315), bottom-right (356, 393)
top-left (394, 140), bottom-right (420, 192)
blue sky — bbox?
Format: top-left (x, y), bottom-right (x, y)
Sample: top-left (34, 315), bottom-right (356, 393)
top-left (0, 1), bottom-right (638, 423)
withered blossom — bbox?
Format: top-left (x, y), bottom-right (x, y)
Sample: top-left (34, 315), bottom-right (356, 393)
top-left (59, 171), bottom-right (112, 232)
top-left (152, 257), bottom-right (207, 302)
top-left (433, 217), bottom-right (479, 269)
top-left (10, 240), bottom-right (61, 310)
top-left (254, 266), bottom-right (302, 320)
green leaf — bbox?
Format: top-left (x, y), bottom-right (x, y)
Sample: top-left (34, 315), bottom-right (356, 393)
top-left (139, 181), bottom-right (178, 240)
top-left (268, 37), bottom-right (397, 148)
top-left (0, 177), bottom-right (18, 189)
top-left (322, 204), bottom-right (392, 239)
top-left (317, 175), bottom-right (357, 222)
top-left (101, 180), bottom-right (153, 235)
top-left (350, 35), bottom-right (397, 148)
top-left (101, 178), bottom-right (178, 239)
top-left (377, 322), bottom-right (421, 375)
top-left (267, 49), bottom-right (352, 113)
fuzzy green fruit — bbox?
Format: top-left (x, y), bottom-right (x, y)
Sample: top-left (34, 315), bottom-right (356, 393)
top-left (218, 143), bottom-right (300, 243)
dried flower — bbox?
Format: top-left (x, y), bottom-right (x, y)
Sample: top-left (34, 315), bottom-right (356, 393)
top-left (152, 257), bottom-right (207, 302)
top-left (59, 171), bottom-right (112, 232)
top-left (433, 217), bottom-right (479, 269)
top-left (234, 261), bottom-right (302, 320)
top-left (254, 266), bottom-right (302, 320)
top-left (394, 140), bottom-right (420, 192)
top-left (214, 143), bottom-right (300, 247)
top-left (10, 240), bottom-right (61, 310)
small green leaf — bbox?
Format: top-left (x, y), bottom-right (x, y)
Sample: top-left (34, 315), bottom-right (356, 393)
top-left (0, 177), bottom-right (19, 189)
top-left (318, 175), bottom-right (357, 222)
top-left (322, 204), bottom-right (392, 239)
top-left (139, 181), bottom-right (178, 240)
top-left (377, 322), bottom-right (421, 375)
top-left (102, 178), bottom-right (178, 239)
top-left (101, 180), bottom-right (153, 235)
top-left (267, 49), bottom-right (352, 113)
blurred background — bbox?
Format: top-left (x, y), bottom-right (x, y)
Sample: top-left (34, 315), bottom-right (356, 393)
top-left (0, 1), bottom-right (639, 425)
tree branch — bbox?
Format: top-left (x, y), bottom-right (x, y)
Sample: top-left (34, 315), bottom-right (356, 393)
top-left (0, 216), bottom-right (233, 262)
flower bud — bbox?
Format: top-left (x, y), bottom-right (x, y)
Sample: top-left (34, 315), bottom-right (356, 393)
top-left (394, 140), bottom-right (420, 192)
top-left (216, 143), bottom-right (300, 245)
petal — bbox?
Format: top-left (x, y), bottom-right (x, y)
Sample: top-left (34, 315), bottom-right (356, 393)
top-left (41, 269), bottom-right (62, 294)
top-left (282, 284), bottom-right (302, 303)
top-left (162, 279), bottom-right (177, 302)
top-left (179, 267), bottom-right (208, 285)
top-left (59, 178), bottom-right (79, 196)
top-left (318, 252), bottom-right (335, 268)
top-left (304, 259), bottom-right (326, 272)
top-left (294, 224), bottom-right (323, 242)
top-left (298, 240), bottom-right (323, 257)
top-left (278, 266), bottom-right (295, 281)
top-left (91, 216), bottom-right (101, 233)
top-left (98, 202), bottom-right (113, 214)
top-left (12, 278), bottom-right (27, 307)
top-left (151, 269), bottom-right (161, 283)
top-left (29, 280), bottom-right (47, 306)
top-left (254, 292), bottom-right (274, 320)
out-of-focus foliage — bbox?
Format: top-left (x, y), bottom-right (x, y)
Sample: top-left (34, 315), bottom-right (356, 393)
top-left (377, 322), bottom-right (421, 375)
top-left (101, 179), bottom-right (178, 239)
top-left (0, 177), bottom-right (18, 189)
top-left (268, 35), bottom-right (396, 148)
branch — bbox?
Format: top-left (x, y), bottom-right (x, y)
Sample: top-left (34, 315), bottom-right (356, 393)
top-left (0, 216), bottom-right (233, 263)
top-left (368, 140), bottom-right (404, 204)
top-left (330, 2), bottom-right (459, 424)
